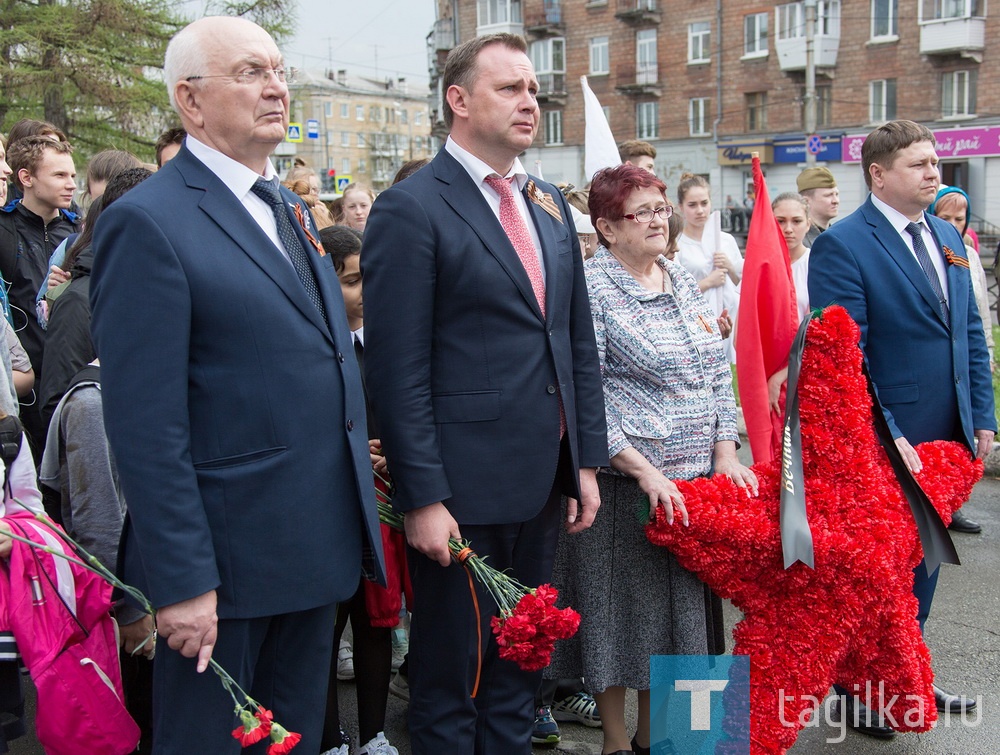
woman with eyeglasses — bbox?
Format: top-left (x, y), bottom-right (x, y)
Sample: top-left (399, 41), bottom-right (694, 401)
top-left (547, 164), bottom-right (756, 755)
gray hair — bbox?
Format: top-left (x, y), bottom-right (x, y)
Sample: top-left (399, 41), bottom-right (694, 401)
top-left (163, 22), bottom-right (208, 112)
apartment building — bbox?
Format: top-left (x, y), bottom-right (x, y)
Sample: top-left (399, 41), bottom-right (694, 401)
top-left (428, 0), bottom-right (1000, 225)
top-left (282, 70), bottom-right (436, 192)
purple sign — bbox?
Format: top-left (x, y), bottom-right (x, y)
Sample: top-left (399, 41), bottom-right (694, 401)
top-left (842, 125), bottom-right (1000, 163)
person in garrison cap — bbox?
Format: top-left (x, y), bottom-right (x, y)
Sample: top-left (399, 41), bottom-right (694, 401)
top-left (797, 166), bottom-right (840, 247)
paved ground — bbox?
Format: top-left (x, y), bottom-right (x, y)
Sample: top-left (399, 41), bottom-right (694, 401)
top-left (8, 475), bottom-right (1000, 754)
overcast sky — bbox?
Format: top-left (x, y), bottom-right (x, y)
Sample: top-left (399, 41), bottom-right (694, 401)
top-left (281, 0), bottom-right (436, 87)
top-left (182, 0), bottom-right (436, 86)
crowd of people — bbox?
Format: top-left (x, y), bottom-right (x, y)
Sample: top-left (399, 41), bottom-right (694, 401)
top-left (0, 16), bottom-right (994, 755)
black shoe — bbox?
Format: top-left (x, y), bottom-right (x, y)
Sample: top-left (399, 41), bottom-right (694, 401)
top-left (835, 697), bottom-right (895, 739)
top-left (631, 735), bottom-right (651, 755)
top-left (934, 685), bottom-right (977, 713)
top-left (948, 510), bottom-right (982, 534)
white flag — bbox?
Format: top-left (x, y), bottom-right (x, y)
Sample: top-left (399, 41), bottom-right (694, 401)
top-left (582, 76), bottom-right (621, 181)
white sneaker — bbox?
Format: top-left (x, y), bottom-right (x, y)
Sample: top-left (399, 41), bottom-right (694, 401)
top-left (319, 746), bottom-right (349, 755)
top-left (358, 731), bottom-right (398, 755)
top-left (390, 627), bottom-right (408, 670)
top-left (336, 638), bottom-right (355, 681)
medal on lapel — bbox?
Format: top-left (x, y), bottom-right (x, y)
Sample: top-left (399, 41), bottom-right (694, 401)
top-left (293, 203), bottom-right (325, 255)
top-left (942, 245), bottom-right (969, 269)
top-left (526, 180), bottom-right (563, 223)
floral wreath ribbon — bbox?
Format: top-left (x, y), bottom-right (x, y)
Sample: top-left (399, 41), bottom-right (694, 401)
top-left (780, 310), bottom-right (960, 574)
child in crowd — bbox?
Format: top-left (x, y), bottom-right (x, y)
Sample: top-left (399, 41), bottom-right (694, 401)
top-left (319, 226), bottom-right (410, 755)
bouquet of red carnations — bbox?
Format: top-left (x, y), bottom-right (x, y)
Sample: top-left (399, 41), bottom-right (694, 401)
top-left (374, 480), bottom-right (580, 673)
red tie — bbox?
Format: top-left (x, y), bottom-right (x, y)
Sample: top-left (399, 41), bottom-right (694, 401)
top-left (485, 174), bottom-right (546, 316)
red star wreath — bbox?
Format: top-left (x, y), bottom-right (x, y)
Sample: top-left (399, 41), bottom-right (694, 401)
top-left (646, 305), bottom-right (981, 754)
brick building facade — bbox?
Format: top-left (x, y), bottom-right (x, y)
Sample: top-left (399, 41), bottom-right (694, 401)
top-left (427, 0), bottom-right (1000, 228)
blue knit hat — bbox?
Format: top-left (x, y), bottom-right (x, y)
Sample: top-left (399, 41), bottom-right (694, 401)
top-left (928, 185), bottom-right (971, 234)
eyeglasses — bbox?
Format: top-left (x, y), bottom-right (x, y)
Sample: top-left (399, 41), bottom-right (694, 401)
top-left (186, 67), bottom-right (295, 85)
top-left (622, 205), bottom-right (672, 223)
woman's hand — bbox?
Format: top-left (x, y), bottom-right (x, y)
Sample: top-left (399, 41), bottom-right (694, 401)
top-left (713, 447), bottom-right (759, 498)
top-left (767, 367), bottom-right (789, 414)
top-left (47, 265), bottom-right (69, 289)
top-left (713, 252), bottom-right (732, 273)
top-left (717, 309), bottom-right (733, 339)
top-left (699, 269), bottom-right (727, 291)
top-left (636, 469), bottom-right (688, 526)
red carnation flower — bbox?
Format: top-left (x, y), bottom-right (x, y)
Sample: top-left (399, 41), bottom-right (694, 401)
top-left (232, 707), bottom-right (272, 746)
top-left (267, 722), bottom-right (302, 754)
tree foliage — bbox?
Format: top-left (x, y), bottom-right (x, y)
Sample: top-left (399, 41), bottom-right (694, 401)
top-left (0, 0), bottom-right (296, 163)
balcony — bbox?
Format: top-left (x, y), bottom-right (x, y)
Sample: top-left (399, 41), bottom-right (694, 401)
top-left (429, 18), bottom-right (455, 51)
top-left (476, 0), bottom-right (524, 36)
top-left (535, 72), bottom-right (567, 104)
top-left (615, 0), bottom-right (660, 25)
top-left (614, 64), bottom-right (662, 97)
top-left (775, 33), bottom-right (840, 71)
top-left (525, 0), bottom-right (563, 36)
top-left (919, 16), bottom-right (985, 60)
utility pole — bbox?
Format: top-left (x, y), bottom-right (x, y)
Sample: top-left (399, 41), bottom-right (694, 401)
top-left (804, 0), bottom-right (818, 166)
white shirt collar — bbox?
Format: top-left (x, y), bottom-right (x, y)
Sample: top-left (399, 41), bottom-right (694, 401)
top-left (185, 135), bottom-right (279, 200)
top-left (871, 193), bottom-right (928, 235)
top-left (353, 326), bottom-right (364, 346)
top-left (445, 136), bottom-right (528, 190)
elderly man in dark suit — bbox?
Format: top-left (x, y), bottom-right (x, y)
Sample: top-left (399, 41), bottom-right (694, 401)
top-left (361, 33), bottom-right (607, 755)
top-left (90, 16), bottom-right (383, 754)
top-left (809, 119), bottom-right (995, 739)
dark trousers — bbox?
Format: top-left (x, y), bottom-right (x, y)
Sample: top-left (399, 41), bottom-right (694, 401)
top-left (406, 459), bottom-right (567, 755)
top-left (150, 603), bottom-right (337, 754)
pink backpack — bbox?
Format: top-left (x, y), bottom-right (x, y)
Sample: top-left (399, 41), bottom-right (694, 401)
top-left (0, 516), bottom-right (139, 755)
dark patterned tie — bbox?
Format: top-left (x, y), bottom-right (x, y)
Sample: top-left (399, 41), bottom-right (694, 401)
top-left (904, 222), bottom-right (948, 322)
top-left (250, 178), bottom-right (328, 321)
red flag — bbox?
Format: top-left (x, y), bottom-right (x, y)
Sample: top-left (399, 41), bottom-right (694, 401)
top-left (736, 157), bottom-right (799, 463)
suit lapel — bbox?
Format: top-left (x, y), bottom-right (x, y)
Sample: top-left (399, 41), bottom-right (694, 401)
top-left (177, 153), bottom-right (334, 343)
top-left (436, 154), bottom-right (545, 322)
top-left (928, 218), bottom-right (967, 331)
top-left (862, 199), bottom-right (949, 328)
top-left (524, 185), bottom-right (561, 323)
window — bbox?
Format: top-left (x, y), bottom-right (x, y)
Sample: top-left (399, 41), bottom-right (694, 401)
top-left (324, 102), bottom-right (333, 118)
top-left (544, 111), bottom-right (563, 145)
top-left (369, 106), bottom-right (380, 122)
top-left (358, 158), bottom-right (366, 173)
top-left (942, 70), bottom-right (976, 117)
top-left (341, 103), bottom-right (349, 119)
top-left (746, 92), bottom-right (767, 132)
top-left (869, 79), bottom-right (897, 122)
top-left (778, 1), bottom-right (840, 39)
top-left (800, 84), bottom-right (832, 127)
top-left (341, 131), bottom-right (350, 147)
top-left (744, 13), bottom-right (768, 56)
top-left (871, 0), bottom-right (898, 38)
top-left (358, 133), bottom-right (366, 147)
top-left (636, 29), bottom-right (657, 84)
top-left (529, 37), bottom-right (565, 92)
top-left (341, 157), bottom-right (351, 174)
top-left (688, 21), bottom-right (711, 64)
top-left (414, 111), bottom-right (424, 126)
top-left (414, 136), bottom-right (423, 153)
top-left (590, 36), bottom-right (609, 75)
top-left (355, 105), bottom-right (364, 121)
top-left (636, 102), bottom-right (658, 139)
top-left (325, 131), bottom-right (333, 146)
top-left (689, 98), bottom-right (709, 136)
top-left (399, 108), bottom-right (408, 125)
top-left (925, 0), bottom-right (984, 19)
top-left (477, 0), bottom-right (522, 26)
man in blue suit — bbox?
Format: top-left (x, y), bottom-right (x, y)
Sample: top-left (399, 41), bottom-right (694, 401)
top-left (810, 119), bottom-right (995, 737)
top-left (361, 34), bottom-right (607, 754)
top-left (90, 17), bottom-right (383, 753)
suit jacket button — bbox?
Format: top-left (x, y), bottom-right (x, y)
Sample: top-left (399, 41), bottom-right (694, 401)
top-left (546, 384), bottom-right (556, 394)
top-left (337, 352), bottom-right (345, 363)
top-left (347, 419), bottom-right (354, 431)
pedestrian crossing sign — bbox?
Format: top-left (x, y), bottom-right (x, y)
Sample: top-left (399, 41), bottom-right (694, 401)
top-left (286, 123), bottom-right (303, 142)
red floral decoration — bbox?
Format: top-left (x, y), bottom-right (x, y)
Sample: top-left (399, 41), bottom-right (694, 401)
top-left (492, 584), bottom-right (581, 672)
top-left (646, 306), bottom-right (981, 754)
top-left (232, 707), bottom-right (272, 746)
top-left (267, 722), bottom-right (302, 755)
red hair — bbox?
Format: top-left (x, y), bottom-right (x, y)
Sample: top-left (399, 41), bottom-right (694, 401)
top-left (588, 164), bottom-right (667, 247)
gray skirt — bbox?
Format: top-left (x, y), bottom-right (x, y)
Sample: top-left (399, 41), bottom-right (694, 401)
top-left (546, 472), bottom-right (720, 693)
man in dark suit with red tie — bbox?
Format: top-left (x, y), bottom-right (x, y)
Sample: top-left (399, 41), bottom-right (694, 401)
top-left (810, 119), bottom-right (995, 738)
top-left (361, 33), bottom-right (608, 754)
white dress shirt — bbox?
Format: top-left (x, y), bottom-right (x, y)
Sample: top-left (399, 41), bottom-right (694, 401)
top-left (871, 194), bottom-right (949, 305)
